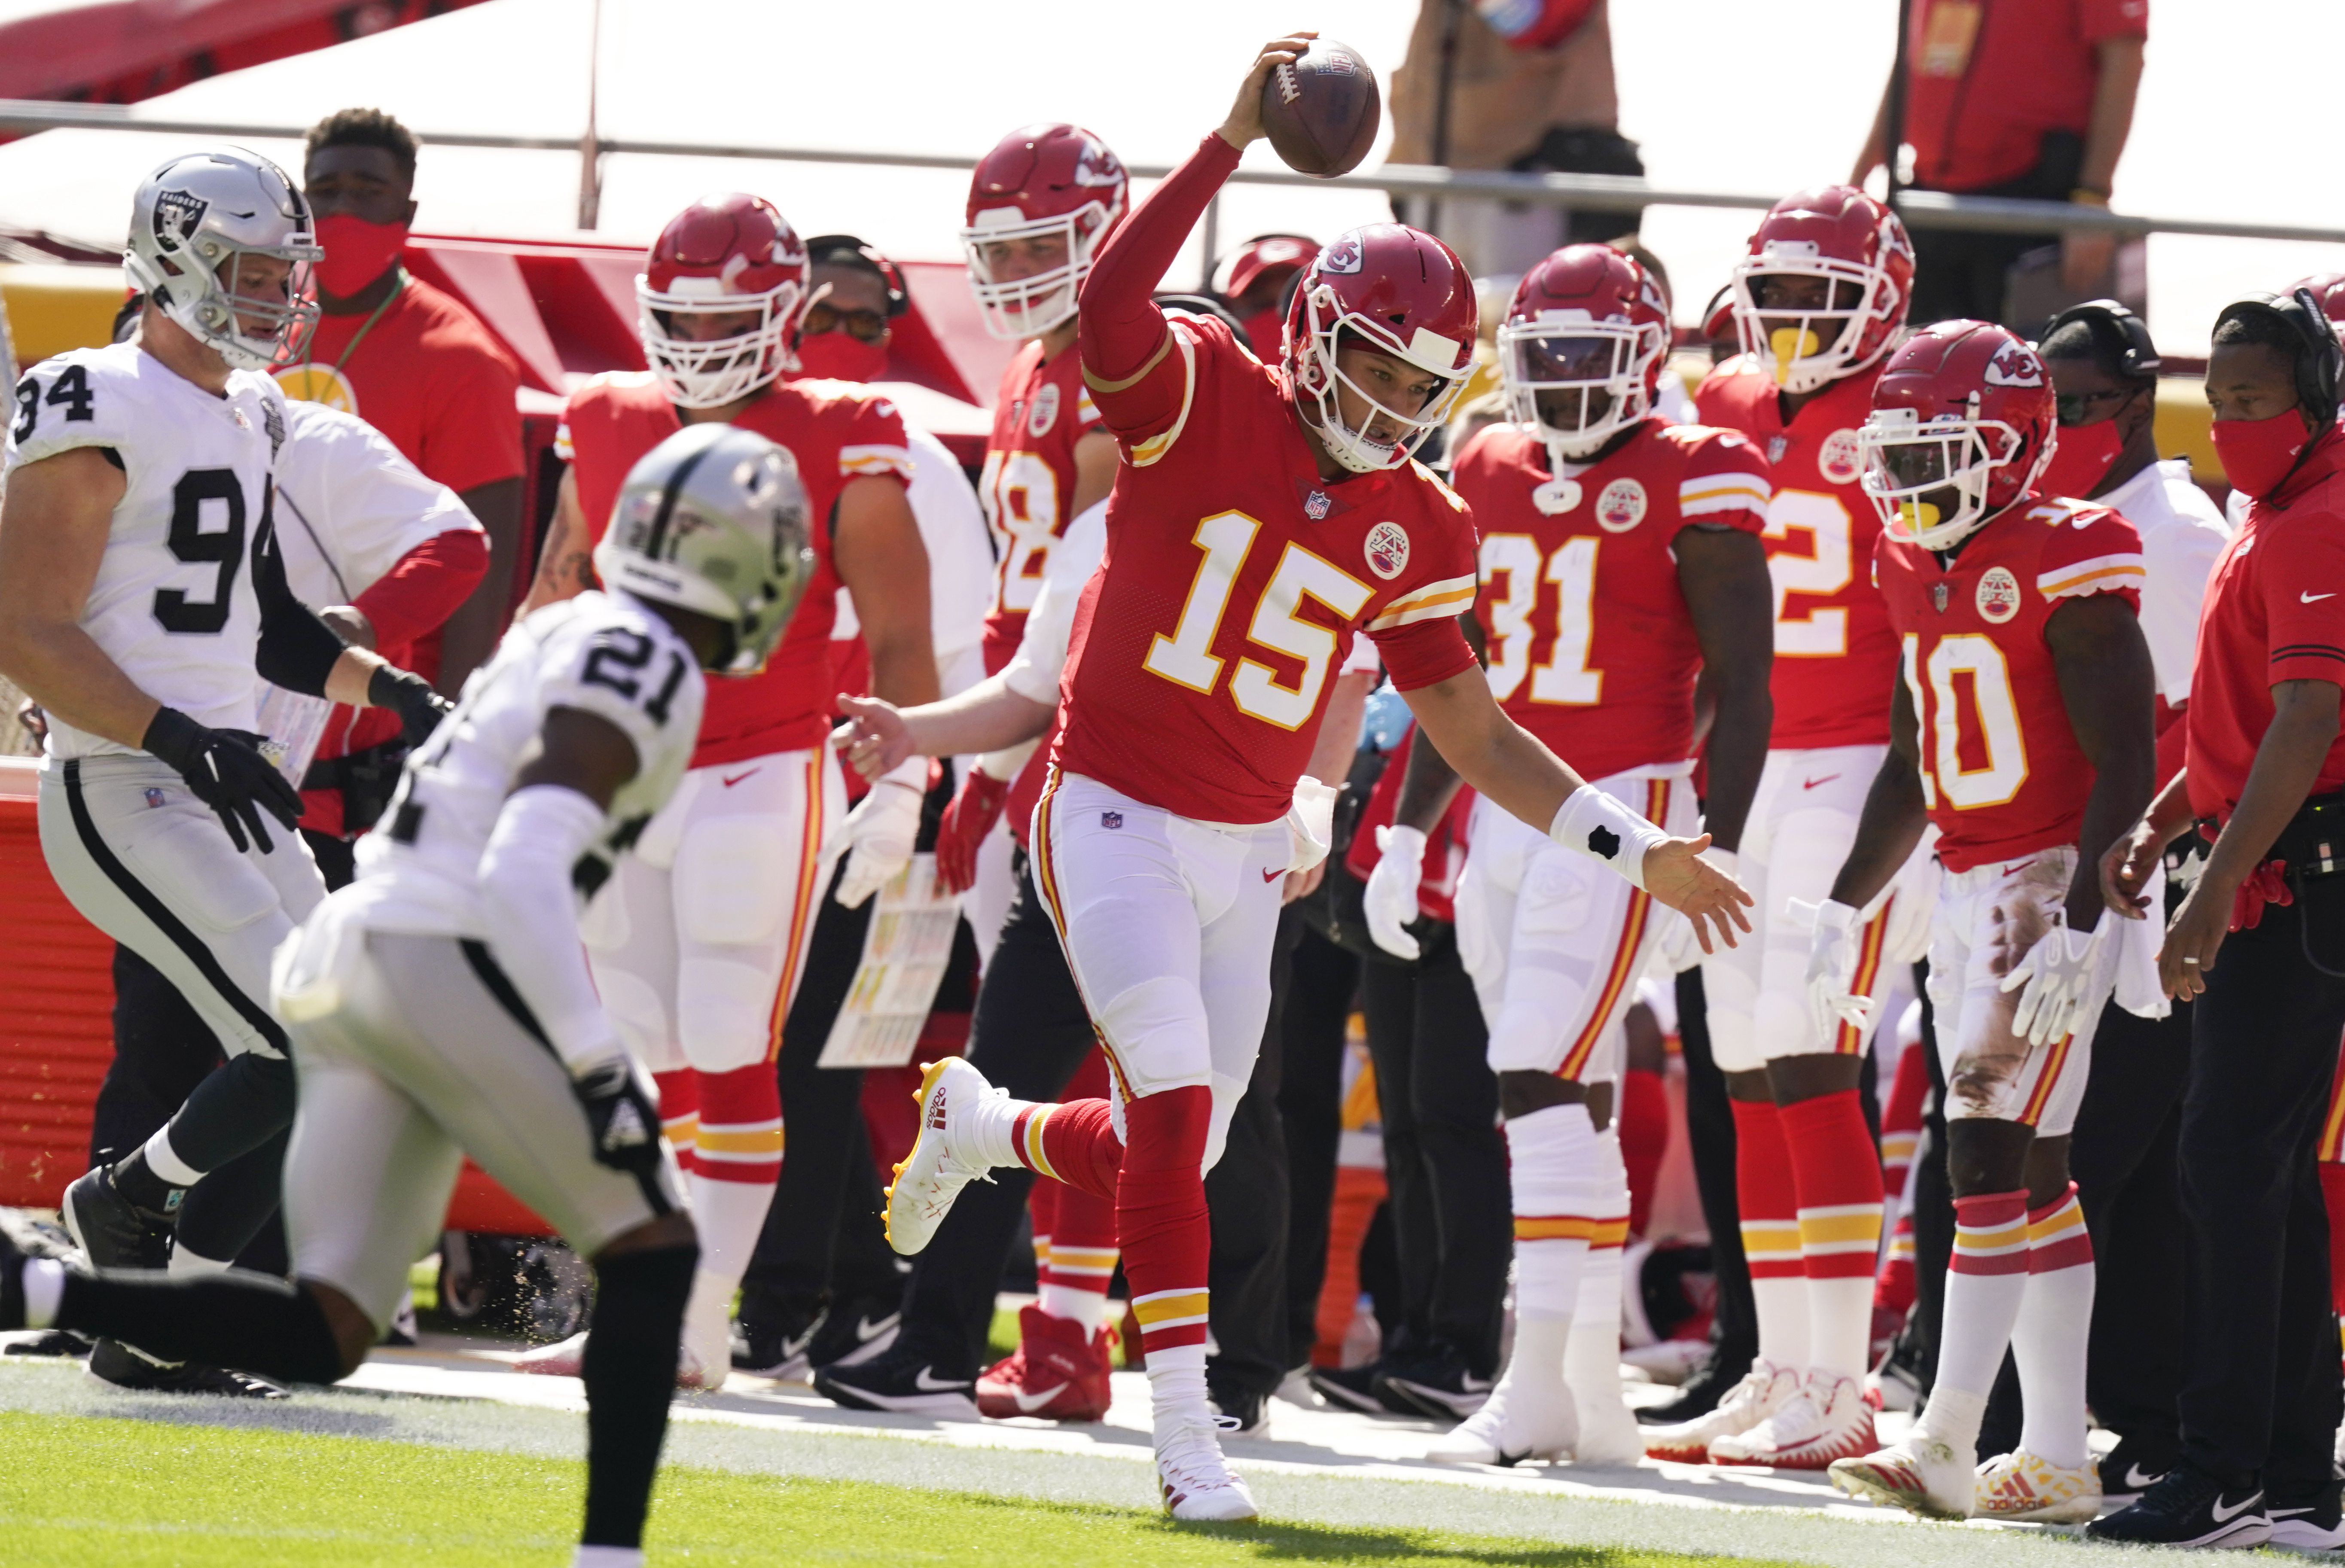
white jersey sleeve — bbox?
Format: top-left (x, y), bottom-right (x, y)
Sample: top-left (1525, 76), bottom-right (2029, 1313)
top-left (1001, 499), bottom-right (1107, 707)
top-left (903, 422), bottom-right (994, 662)
top-left (7, 344), bottom-right (287, 757)
top-left (2106, 458), bottom-right (2232, 705)
top-left (270, 401), bottom-right (480, 607)
top-left (350, 592), bottom-right (703, 937)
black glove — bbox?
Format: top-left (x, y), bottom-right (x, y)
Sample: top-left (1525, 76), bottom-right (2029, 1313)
top-left (143, 706), bottom-right (305, 855)
top-left (571, 1057), bottom-right (663, 1175)
top-left (368, 664), bottom-right (454, 748)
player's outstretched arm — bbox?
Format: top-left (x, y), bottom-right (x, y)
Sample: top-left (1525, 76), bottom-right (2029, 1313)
top-left (1399, 664), bottom-right (1753, 950)
top-left (0, 448), bottom-right (165, 748)
top-left (833, 682), bottom-right (1055, 782)
top-left (1824, 674), bottom-right (1933, 913)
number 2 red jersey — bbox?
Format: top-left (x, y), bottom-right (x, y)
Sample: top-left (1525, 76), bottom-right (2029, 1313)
top-left (979, 340), bottom-right (1102, 675)
top-left (1696, 356), bottom-right (1899, 747)
top-left (1454, 418), bottom-right (1770, 779)
top-left (1874, 497), bottom-right (2144, 871)
top-left (558, 371), bottom-right (913, 767)
top-left (1053, 313), bottom-right (1481, 824)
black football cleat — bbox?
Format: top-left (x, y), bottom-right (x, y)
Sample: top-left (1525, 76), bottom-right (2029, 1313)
top-left (2096, 1431), bottom-right (2176, 1506)
top-left (1375, 1343), bottom-right (1495, 1422)
top-left (2087, 1464), bottom-right (2268, 1548)
top-left (0, 1209), bottom-right (29, 1331)
top-left (87, 1337), bottom-right (287, 1399)
top-left (732, 1303), bottom-right (823, 1380)
top-left (2269, 1480), bottom-right (2345, 1550)
top-left (807, 1295), bottom-right (902, 1373)
top-left (1639, 1346), bottom-right (1753, 1426)
top-left (61, 1166), bottom-right (171, 1271)
top-left (1210, 1385), bottom-right (1269, 1439)
top-left (814, 1343), bottom-right (978, 1417)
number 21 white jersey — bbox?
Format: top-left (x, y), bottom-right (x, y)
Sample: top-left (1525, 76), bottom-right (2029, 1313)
top-left (6, 341), bottom-right (287, 758)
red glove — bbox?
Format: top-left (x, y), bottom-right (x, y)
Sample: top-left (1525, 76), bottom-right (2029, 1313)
top-left (936, 769), bottom-right (1012, 895)
top-left (2229, 859), bottom-right (2294, 933)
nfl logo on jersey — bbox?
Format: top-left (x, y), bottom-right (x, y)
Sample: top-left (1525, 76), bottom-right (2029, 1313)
top-left (1304, 490), bottom-right (1331, 521)
top-left (1101, 811), bottom-right (1123, 829)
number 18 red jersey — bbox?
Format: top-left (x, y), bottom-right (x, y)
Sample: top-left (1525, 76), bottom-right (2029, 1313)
top-left (1453, 418), bottom-right (1770, 780)
top-left (1874, 497), bottom-right (2143, 871)
top-left (978, 340), bottom-right (1102, 676)
top-left (1053, 313), bottom-right (1480, 824)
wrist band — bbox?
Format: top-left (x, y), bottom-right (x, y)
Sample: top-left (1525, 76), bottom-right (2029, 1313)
top-left (1548, 785), bottom-right (1669, 889)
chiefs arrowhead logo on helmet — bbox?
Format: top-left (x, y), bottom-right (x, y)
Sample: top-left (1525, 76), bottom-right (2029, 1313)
top-left (1317, 237), bottom-right (1363, 275)
top-left (1983, 344), bottom-right (2045, 388)
top-left (1073, 134), bottom-right (1126, 189)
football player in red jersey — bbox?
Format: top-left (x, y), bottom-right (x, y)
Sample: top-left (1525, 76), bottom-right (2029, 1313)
top-left (1354, 245), bottom-right (1775, 1466)
top-left (834, 37), bottom-right (1749, 1520)
top-left (1812, 323), bottom-right (2156, 1522)
top-left (1659, 186), bottom-right (1926, 1468)
top-left (516, 194), bottom-right (936, 1389)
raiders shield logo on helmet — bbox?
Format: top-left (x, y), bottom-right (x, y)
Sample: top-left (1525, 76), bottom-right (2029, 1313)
top-left (151, 189), bottom-right (208, 253)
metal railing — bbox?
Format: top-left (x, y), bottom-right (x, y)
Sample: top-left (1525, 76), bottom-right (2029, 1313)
top-left (5, 97), bottom-right (2345, 247)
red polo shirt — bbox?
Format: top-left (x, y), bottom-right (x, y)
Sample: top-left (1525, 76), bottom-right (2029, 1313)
top-left (1904, 0), bottom-right (2148, 192)
top-left (2185, 427), bottom-right (2345, 824)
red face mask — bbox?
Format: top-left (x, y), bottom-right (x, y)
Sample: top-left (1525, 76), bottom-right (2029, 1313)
top-left (2211, 408), bottom-right (2313, 500)
top-left (313, 214), bottom-right (409, 298)
top-left (2037, 417), bottom-right (2126, 499)
top-left (792, 329), bottom-right (887, 384)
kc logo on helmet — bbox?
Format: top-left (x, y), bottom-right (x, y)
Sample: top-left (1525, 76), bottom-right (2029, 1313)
top-left (1976, 565), bottom-right (2022, 622)
top-left (1319, 237), bottom-right (1363, 275)
top-left (1363, 521), bottom-right (1410, 579)
top-left (1983, 344), bottom-right (2044, 388)
top-left (152, 189), bottom-right (208, 252)
top-left (1075, 136), bottom-right (1126, 188)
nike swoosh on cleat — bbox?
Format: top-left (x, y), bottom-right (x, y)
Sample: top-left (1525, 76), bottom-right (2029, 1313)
top-left (856, 1314), bottom-right (897, 1343)
top-left (913, 1367), bottom-right (970, 1392)
top-left (2211, 1493), bottom-right (2262, 1523)
top-left (1010, 1382), bottom-right (1071, 1412)
top-left (2124, 1462), bottom-right (2163, 1489)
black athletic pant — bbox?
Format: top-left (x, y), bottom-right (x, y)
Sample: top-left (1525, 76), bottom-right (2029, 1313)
top-left (1977, 986), bottom-right (2192, 1460)
top-left (888, 856), bottom-right (1100, 1379)
top-left (1277, 926), bottom-right (1360, 1371)
top-left (740, 862), bottom-right (901, 1319)
top-left (1907, 964), bottom-right (1954, 1396)
top-left (2177, 894), bottom-right (2345, 1498)
top-left (1674, 966), bottom-right (1756, 1370)
top-left (1358, 928), bottom-right (1510, 1376)
top-left (1205, 906), bottom-right (1302, 1402)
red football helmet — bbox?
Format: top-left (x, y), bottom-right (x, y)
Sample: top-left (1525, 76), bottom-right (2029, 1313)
top-left (1498, 244), bottom-right (1670, 459)
top-left (637, 193), bottom-right (810, 408)
top-left (1859, 319), bottom-right (2056, 549)
top-left (961, 123), bottom-right (1128, 341)
top-left (1218, 233), bottom-right (1315, 302)
top-left (1283, 224), bottom-right (1478, 473)
top-left (2291, 272), bottom-right (2345, 334)
top-left (1731, 185), bottom-right (1914, 394)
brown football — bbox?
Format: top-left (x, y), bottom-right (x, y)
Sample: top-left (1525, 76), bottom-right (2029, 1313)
top-left (1259, 39), bottom-right (1381, 179)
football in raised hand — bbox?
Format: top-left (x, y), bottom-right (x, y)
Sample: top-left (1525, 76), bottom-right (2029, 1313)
top-left (1259, 39), bottom-right (1381, 179)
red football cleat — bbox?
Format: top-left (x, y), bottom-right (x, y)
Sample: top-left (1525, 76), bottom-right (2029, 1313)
top-left (976, 1303), bottom-right (1115, 1422)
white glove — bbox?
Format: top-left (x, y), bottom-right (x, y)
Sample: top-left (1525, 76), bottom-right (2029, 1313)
top-left (1999, 910), bottom-right (2108, 1047)
top-left (1879, 834), bottom-right (1941, 965)
top-left (1790, 896), bottom-right (1874, 1045)
top-left (831, 758), bottom-right (926, 909)
top-left (1287, 776), bottom-right (1339, 874)
top-left (1362, 824), bottom-right (1427, 960)
top-left (1657, 847), bottom-right (1736, 974)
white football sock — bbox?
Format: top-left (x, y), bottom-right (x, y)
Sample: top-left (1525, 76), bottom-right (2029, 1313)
top-left (685, 1172), bottom-right (773, 1289)
top-left (1806, 1272), bottom-right (1875, 1382)
top-left (573, 1546), bottom-right (644, 1568)
top-left (956, 1088), bottom-right (1032, 1171)
top-left (1038, 1283), bottom-right (1109, 1332)
top-left (167, 1245), bottom-right (232, 1279)
top-left (141, 1127), bottom-right (204, 1186)
top-left (22, 1258), bottom-right (64, 1328)
top-left (1147, 1343), bottom-right (1211, 1434)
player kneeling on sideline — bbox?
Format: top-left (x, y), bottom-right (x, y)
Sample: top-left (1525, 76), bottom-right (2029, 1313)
top-left (1360, 244), bottom-right (1777, 1468)
top-left (1814, 323), bottom-right (2157, 1523)
top-left (830, 34), bottom-right (1752, 1523)
top-left (1, 424), bottom-right (814, 1568)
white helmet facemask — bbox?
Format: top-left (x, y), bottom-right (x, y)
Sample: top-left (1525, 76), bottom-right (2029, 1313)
top-left (636, 274), bottom-right (805, 409)
top-left (1497, 311), bottom-right (1664, 460)
top-left (960, 202), bottom-right (1111, 342)
top-left (1731, 240), bottom-right (1901, 395)
top-left (1291, 285), bottom-right (1470, 475)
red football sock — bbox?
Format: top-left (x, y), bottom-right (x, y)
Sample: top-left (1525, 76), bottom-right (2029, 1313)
top-left (1618, 1067), bottom-right (1668, 1239)
top-left (653, 1069), bottom-right (699, 1177)
top-left (2322, 1163), bottom-right (2345, 1319)
top-left (693, 1061), bottom-right (784, 1186)
top-left (1779, 1089), bottom-right (1886, 1282)
top-left (1731, 1098), bottom-right (1801, 1285)
top-left (1117, 1085), bottom-right (1213, 1361)
top-left (1009, 1098), bottom-right (1122, 1201)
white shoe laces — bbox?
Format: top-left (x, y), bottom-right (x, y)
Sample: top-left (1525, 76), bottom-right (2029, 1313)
top-left (1158, 1416), bottom-right (1241, 1490)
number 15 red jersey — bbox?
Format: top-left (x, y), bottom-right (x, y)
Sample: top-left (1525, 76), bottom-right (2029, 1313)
top-left (1874, 497), bottom-right (2142, 871)
top-left (1454, 417), bottom-right (1770, 780)
top-left (1053, 313), bottom-right (1481, 824)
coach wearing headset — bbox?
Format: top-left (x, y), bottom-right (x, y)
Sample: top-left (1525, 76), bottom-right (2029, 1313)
top-left (2093, 291), bottom-right (2345, 1550)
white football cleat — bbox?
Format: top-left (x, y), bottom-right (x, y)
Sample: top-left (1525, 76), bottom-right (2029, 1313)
top-left (1641, 1358), bottom-right (1798, 1463)
top-left (509, 1331), bottom-right (589, 1379)
top-left (884, 1058), bottom-right (1002, 1256)
top-left (1974, 1449), bottom-right (2103, 1523)
top-left (1709, 1373), bottom-right (1875, 1469)
top-left (1427, 1378), bottom-right (1577, 1468)
top-left (1830, 1432), bottom-right (1976, 1519)
top-left (677, 1278), bottom-right (733, 1392)
top-left (1156, 1417), bottom-right (1258, 1520)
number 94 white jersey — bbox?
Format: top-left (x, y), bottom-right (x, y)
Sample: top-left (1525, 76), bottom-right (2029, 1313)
top-left (350, 591), bottom-right (705, 940)
top-left (6, 342), bottom-right (290, 758)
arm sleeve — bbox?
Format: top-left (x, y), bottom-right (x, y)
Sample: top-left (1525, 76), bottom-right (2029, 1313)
top-left (1676, 429), bottom-right (1772, 534)
top-left (2261, 517), bottom-right (2345, 686)
top-left (354, 529), bottom-right (492, 652)
top-left (252, 492), bottom-right (351, 697)
top-left (1079, 132), bottom-right (1242, 440)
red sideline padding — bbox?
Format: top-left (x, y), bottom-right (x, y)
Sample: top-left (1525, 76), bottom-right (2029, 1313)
top-left (0, 759), bottom-right (546, 1233)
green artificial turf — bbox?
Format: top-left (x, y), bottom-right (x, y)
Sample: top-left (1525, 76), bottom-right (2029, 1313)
top-left (0, 1409), bottom-right (1799, 1568)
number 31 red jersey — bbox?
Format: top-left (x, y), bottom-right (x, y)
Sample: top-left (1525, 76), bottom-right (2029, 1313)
top-left (1453, 418), bottom-right (1770, 779)
top-left (1874, 497), bottom-right (2143, 871)
top-left (1054, 313), bottom-right (1481, 824)
top-left (979, 341), bottom-right (1102, 675)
